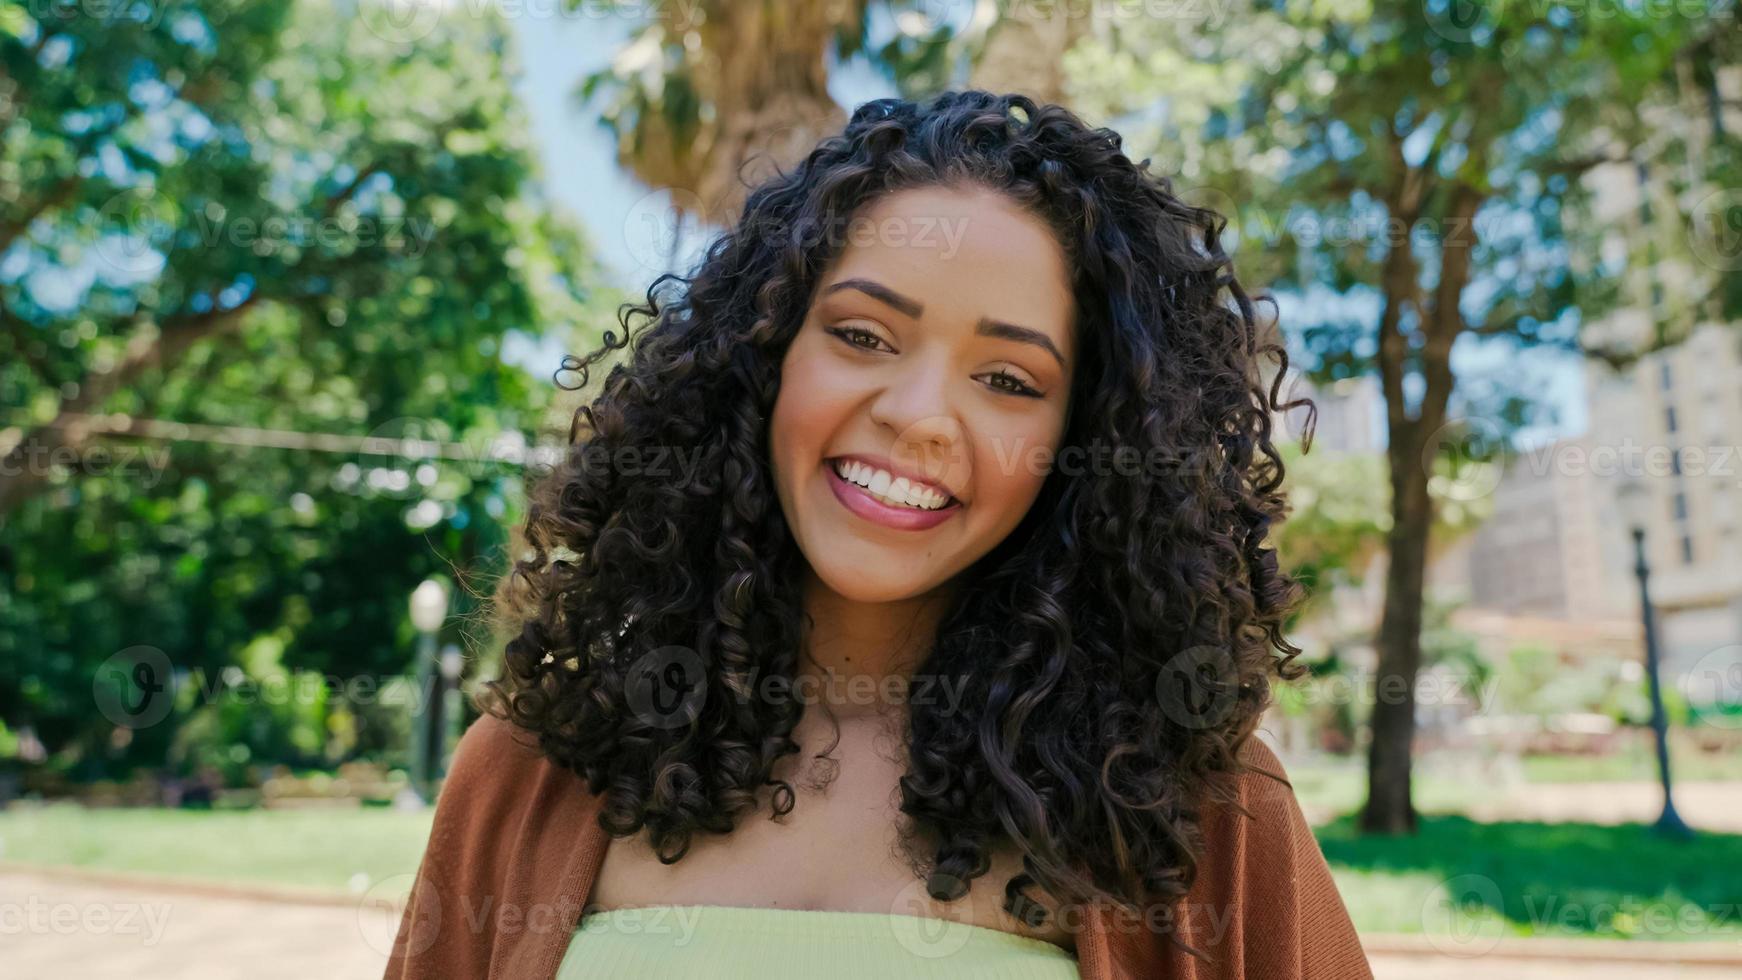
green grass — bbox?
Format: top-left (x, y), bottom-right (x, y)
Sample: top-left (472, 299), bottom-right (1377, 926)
top-left (1278, 756), bottom-right (1742, 941)
top-left (5, 798), bottom-right (1739, 943)
top-left (0, 803), bottom-right (434, 896)
top-left (1320, 813), bottom-right (1742, 941)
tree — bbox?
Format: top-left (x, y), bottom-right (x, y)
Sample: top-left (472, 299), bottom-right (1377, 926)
top-left (0, 1), bottom-right (607, 772)
top-left (577, 0), bottom-right (1095, 227)
top-left (1273, 439), bottom-right (1490, 627)
top-left (1071, 0), bottom-right (1728, 832)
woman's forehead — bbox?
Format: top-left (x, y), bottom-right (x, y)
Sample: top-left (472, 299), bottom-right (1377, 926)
top-left (820, 190), bottom-right (1075, 343)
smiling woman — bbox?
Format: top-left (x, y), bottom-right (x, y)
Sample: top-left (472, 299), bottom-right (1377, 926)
top-left (770, 185), bottom-right (1076, 596)
top-left (384, 90), bottom-right (1370, 980)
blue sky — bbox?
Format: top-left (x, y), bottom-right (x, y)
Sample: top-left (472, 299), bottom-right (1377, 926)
top-left (503, 15), bottom-right (1587, 444)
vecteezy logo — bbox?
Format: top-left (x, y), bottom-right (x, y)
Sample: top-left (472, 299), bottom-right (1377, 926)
top-left (1683, 644), bottom-right (1742, 730)
top-left (357, 0), bottom-right (446, 45)
top-left (1423, 0), bottom-right (1499, 45)
top-left (623, 645), bottom-right (707, 730)
top-left (1688, 189), bottom-right (1742, 273)
top-left (1156, 645), bottom-right (1239, 730)
top-left (622, 186), bottom-right (709, 276)
top-left (887, 877), bottom-right (972, 959)
top-left (94, 187), bottom-right (175, 277)
top-left (358, 873), bottom-right (442, 957)
top-left (93, 645), bottom-right (178, 729)
top-left (1421, 414), bottom-right (1505, 503)
top-left (1420, 873), bottom-right (1504, 956)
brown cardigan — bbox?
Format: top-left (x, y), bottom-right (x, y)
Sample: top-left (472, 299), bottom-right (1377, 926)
top-left (385, 713), bottom-right (1372, 979)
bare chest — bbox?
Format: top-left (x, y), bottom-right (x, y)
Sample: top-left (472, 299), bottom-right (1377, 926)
top-left (585, 716), bottom-right (1076, 953)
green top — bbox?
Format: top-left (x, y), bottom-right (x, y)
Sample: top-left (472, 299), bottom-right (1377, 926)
top-left (557, 904), bottom-right (1082, 979)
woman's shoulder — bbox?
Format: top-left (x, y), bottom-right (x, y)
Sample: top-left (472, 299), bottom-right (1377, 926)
top-left (1219, 732), bottom-right (1295, 806)
top-left (443, 712), bottom-right (539, 788)
top-left (1193, 733), bottom-right (1316, 865)
top-left (450, 710), bottom-right (545, 772)
top-left (1166, 732), bottom-right (1373, 978)
top-left (436, 711), bottom-right (595, 819)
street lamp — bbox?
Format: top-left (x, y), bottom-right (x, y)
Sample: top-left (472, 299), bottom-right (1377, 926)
top-left (439, 643), bottom-right (464, 777)
top-left (1614, 476), bottom-right (1694, 839)
top-left (408, 577), bottom-right (450, 805)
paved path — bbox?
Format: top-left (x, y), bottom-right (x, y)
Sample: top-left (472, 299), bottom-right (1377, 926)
top-left (5, 869), bottom-right (1740, 979)
top-left (1, 870), bottom-right (389, 979)
top-left (1366, 952), bottom-right (1740, 979)
top-left (1458, 780), bottom-right (1742, 832)
top-left (1294, 779), bottom-right (1742, 832)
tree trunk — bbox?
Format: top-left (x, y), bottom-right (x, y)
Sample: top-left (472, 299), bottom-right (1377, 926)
top-left (1360, 180), bottom-right (1480, 834)
top-left (968, 5), bottom-right (1088, 107)
top-left (1362, 448), bottom-right (1431, 833)
top-left (614, 0), bottom-right (848, 227)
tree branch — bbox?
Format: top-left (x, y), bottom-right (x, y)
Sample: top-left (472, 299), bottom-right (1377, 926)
top-left (0, 124), bottom-right (426, 518)
top-left (0, 292), bottom-right (264, 518)
top-left (0, 173), bottom-right (83, 256)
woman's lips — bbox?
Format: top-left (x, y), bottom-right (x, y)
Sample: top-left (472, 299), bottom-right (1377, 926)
top-left (824, 459), bottom-right (962, 531)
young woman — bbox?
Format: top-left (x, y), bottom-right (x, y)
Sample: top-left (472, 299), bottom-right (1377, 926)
top-left (385, 90), bottom-right (1371, 979)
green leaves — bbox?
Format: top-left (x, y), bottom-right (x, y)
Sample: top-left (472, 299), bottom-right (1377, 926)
top-left (0, 1), bottom-right (608, 778)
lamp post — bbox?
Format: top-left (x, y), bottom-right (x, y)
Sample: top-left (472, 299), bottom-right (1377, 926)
top-left (1614, 476), bottom-right (1695, 839)
top-left (439, 643), bottom-right (463, 777)
top-left (408, 578), bottom-right (449, 805)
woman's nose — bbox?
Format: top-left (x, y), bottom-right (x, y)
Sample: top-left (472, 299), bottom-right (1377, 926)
top-left (867, 362), bottom-right (968, 475)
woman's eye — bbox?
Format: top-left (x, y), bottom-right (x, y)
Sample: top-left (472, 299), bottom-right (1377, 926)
top-left (983, 370), bottom-right (1043, 398)
top-left (827, 325), bottom-right (1041, 399)
top-left (824, 325), bottom-right (888, 352)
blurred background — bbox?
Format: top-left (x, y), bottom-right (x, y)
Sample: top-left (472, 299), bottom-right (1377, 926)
top-left (2, 1), bottom-right (1740, 977)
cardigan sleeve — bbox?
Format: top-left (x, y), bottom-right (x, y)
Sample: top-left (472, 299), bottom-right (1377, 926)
top-left (382, 712), bottom-right (607, 980)
top-left (378, 713), bottom-right (494, 980)
top-left (382, 713), bottom-right (539, 980)
top-left (1149, 734), bottom-right (1373, 980)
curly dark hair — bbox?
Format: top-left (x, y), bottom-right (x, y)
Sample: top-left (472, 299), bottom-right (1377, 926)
top-left (482, 89), bottom-right (1314, 952)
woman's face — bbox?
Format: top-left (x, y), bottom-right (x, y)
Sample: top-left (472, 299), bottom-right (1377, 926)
top-left (769, 184), bottom-right (1076, 603)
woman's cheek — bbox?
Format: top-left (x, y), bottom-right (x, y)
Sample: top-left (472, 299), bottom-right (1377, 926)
top-left (979, 429), bottom-right (1050, 504)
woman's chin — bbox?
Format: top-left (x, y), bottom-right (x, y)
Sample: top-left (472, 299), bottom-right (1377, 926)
top-left (807, 555), bottom-right (944, 605)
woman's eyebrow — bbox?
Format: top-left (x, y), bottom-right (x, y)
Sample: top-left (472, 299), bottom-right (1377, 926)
top-left (822, 278), bottom-right (1066, 370)
top-left (823, 277), bottom-right (922, 318)
top-left (823, 277), bottom-right (1067, 370)
top-left (976, 317), bottom-right (1066, 370)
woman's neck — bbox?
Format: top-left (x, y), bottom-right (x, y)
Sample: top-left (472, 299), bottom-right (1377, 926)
top-left (794, 567), bottom-right (957, 720)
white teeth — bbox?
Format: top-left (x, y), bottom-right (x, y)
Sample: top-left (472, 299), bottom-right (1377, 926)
top-left (832, 459), bottom-right (951, 511)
